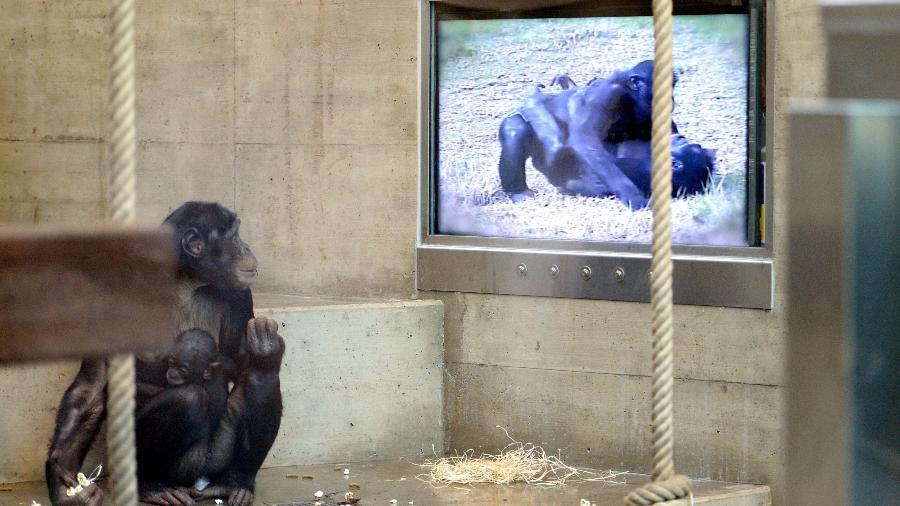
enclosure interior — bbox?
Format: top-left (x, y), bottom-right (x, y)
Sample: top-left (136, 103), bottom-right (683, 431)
top-left (0, 1), bottom-right (826, 505)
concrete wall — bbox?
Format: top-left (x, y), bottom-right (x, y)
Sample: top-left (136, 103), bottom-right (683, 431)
top-left (0, 1), bottom-right (827, 504)
top-left (0, 0), bottom-right (420, 298)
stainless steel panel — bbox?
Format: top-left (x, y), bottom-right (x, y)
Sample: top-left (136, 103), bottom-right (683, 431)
top-left (418, 245), bottom-right (773, 309)
top-left (422, 233), bottom-right (772, 258)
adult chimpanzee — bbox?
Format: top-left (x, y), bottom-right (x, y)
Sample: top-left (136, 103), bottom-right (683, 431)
top-left (45, 202), bottom-right (284, 506)
top-left (548, 72), bottom-right (713, 198)
top-left (498, 60), bottom-right (678, 208)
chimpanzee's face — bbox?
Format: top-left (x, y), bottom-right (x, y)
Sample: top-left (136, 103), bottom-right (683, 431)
top-left (181, 215), bottom-right (259, 290)
top-left (221, 220), bottom-right (258, 289)
top-left (166, 356), bottom-right (219, 386)
top-left (672, 135), bottom-right (716, 171)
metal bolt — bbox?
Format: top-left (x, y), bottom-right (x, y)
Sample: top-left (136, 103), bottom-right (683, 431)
top-left (580, 266), bottom-right (592, 281)
top-left (549, 264), bottom-right (560, 278)
top-left (517, 263), bottom-right (528, 277)
top-left (614, 267), bottom-right (626, 283)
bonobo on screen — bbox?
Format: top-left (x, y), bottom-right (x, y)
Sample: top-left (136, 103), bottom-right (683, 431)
top-left (434, 13), bottom-right (750, 246)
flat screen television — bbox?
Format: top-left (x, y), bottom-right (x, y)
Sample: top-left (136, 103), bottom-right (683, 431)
top-left (417, 0), bottom-right (772, 309)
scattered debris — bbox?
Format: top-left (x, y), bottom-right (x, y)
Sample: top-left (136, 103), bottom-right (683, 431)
top-left (389, 500), bottom-right (398, 505)
top-left (417, 427), bottom-right (627, 487)
top-left (194, 476), bottom-right (210, 491)
top-left (344, 492), bottom-right (354, 501)
top-left (343, 468), bottom-right (350, 475)
top-left (32, 501), bottom-right (42, 506)
top-left (349, 482), bottom-right (361, 490)
top-left (285, 473), bottom-right (300, 479)
top-left (66, 465), bottom-right (102, 497)
top-left (314, 490), bottom-right (325, 498)
top-left (269, 499), bottom-right (358, 506)
top-left (581, 499), bottom-right (596, 506)
top-left (214, 500), bottom-right (223, 505)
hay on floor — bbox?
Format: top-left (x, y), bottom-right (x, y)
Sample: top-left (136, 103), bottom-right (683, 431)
top-left (417, 427), bottom-right (627, 487)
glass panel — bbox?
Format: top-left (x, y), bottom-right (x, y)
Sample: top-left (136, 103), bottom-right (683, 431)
top-left (849, 110), bottom-right (900, 503)
top-left (433, 11), bottom-right (751, 246)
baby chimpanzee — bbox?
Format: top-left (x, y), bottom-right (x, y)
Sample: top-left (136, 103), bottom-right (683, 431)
top-left (135, 329), bottom-right (230, 490)
top-left (136, 329), bottom-right (224, 403)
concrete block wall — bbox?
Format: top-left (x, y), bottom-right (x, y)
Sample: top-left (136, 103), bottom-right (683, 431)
top-left (0, 1), bottom-right (828, 504)
top-left (0, 0), bottom-right (420, 297)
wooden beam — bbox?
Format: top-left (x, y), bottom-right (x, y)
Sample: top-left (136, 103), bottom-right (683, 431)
top-left (0, 225), bottom-right (176, 363)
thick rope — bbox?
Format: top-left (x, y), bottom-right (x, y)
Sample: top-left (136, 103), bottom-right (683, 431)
top-left (625, 475), bottom-right (692, 506)
top-left (649, 0), bottom-right (675, 484)
top-left (106, 0), bottom-right (139, 504)
top-left (625, 1), bottom-right (691, 504)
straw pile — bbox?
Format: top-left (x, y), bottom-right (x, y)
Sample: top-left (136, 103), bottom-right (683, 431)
top-left (417, 427), bottom-right (627, 487)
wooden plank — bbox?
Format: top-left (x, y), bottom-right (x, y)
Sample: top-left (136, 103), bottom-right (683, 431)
top-left (0, 225), bottom-right (176, 363)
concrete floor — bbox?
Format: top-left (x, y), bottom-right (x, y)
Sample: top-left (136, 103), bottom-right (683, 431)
top-left (2, 460), bottom-right (769, 506)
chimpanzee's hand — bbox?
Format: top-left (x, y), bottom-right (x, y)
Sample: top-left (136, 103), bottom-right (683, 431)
top-left (49, 470), bottom-right (103, 506)
top-left (246, 316), bottom-right (285, 370)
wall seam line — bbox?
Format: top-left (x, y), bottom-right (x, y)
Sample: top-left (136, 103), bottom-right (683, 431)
top-left (446, 361), bottom-right (782, 388)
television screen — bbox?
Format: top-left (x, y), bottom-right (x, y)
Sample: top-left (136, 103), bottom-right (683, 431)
top-left (433, 9), bottom-right (754, 246)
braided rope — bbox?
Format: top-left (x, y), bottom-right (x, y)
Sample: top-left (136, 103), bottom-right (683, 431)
top-left (624, 475), bottom-right (692, 506)
top-left (106, 0), bottom-right (139, 504)
top-left (625, 1), bottom-right (691, 503)
top-left (649, 0), bottom-right (675, 483)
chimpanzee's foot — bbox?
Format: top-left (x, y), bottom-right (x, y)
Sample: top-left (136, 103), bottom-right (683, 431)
top-left (618, 191), bottom-right (649, 210)
top-left (192, 484), bottom-right (254, 506)
top-left (139, 482), bottom-right (195, 506)
top-left (508, 189), bottom-right (535, 203)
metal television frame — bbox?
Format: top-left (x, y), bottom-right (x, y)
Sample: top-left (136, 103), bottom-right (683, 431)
top-left (416, 0), bottom-right (773, 309)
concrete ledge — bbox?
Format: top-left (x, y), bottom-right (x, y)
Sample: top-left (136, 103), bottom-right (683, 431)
top-left (255, 292), bottom-right (439, 311)
top-left (0, 293), bottom-right (444, 483)
top-left (255, 294), bottom-right (445, 467)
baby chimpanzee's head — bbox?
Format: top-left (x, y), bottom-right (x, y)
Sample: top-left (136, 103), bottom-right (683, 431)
top-left (671, 134), bottom-right (716, 196)
top-left (166, 329), bottom-right (221, 386)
